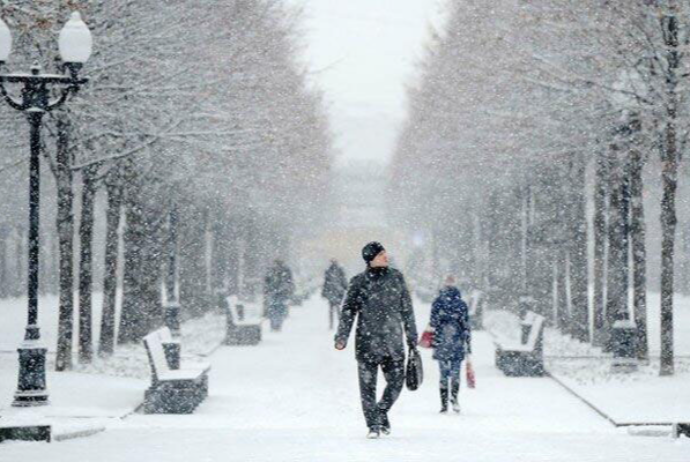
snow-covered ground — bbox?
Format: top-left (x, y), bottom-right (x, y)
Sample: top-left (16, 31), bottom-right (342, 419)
top-left (546, 329), bottom-right (690, 425)
top-left (484, 296), bottom-right (690, 427)
top-left (549, 357), bottom-right (690, 424)
top-left (0, 353), bottom-right (144, 418)
top-left (1, 296), bottom-right (688, 461)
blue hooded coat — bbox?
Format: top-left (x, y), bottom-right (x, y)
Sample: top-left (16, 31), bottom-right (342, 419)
top-left (430, 286), bottom-right (471, 361)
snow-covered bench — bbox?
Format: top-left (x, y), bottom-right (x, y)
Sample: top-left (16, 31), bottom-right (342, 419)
top-left (143, 327), bottom-right (210, 414)
top-left (495, 311), bottom-right (545, 377)
top-left (224, 295), bottom-right (263, 346)
top-left (468, 290), bottom-right (484, 330)
top-left (675, 423), bottom-right (690, 438)
top-left (0, 425), bottom-right (51, 443)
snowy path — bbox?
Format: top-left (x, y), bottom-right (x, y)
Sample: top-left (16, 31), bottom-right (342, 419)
top-left (3, 297), bottom-right (689, 461)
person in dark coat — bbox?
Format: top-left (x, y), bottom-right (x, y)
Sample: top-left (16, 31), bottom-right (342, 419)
top-left (322, 259), bottom-right (348, 329)
top-left (430, 275), bottom-right (472, 413)
top-left (264, 259), bottom-right (295, 332)
top-left (335, 242), bottom-right (419, 439)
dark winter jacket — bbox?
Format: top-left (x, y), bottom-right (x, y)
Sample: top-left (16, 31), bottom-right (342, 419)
top-left (335, 267), bottom-right (419, 363)
top-left (264, 262), bottom-right (295, 305)
top-left (322, 262), bottom-right (348, 305)
top-left (430, 286), bottom-right (471, 361)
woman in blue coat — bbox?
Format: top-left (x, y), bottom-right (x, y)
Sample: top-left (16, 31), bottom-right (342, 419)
top-left (430, 276), bottom-right (472, 413)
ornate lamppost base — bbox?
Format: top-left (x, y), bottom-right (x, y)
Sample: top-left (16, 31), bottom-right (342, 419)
top-left (12, 341), bottom-right (49, 407)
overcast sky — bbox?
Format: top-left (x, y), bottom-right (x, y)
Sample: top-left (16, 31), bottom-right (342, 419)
top-left (285, 0), bottom-right (448, 167)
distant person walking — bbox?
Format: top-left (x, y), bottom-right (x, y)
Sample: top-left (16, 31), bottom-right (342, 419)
top-left (335, 242), bottom-right (419, 439)
top-left (430, 275), bottom-right (471, 413)
top-left (322, 259), bottom-right (348, 329)
top-left (264, 259), bottom-right (295, 332)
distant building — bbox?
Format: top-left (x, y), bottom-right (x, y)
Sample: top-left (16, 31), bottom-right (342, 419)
top-left (295, 161), bottom-right (410, 275)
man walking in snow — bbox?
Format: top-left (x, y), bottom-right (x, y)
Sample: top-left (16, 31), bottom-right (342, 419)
top-left (264, 259), bottom-right (295, 332)
top-left (322, 259), bottom-right (348, 329)
top-left (335, 242), bottom-right (419, 439)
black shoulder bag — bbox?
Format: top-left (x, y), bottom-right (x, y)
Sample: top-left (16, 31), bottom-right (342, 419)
top-left (405, 347), bottom-right (424, 391)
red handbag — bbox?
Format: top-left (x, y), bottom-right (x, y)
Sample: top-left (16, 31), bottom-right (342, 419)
top-left (466, 358), bottom-right (476, 389)
top-left (419, 328), bottom-right (434, 349)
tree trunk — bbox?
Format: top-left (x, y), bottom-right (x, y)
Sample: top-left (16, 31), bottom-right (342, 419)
top-left (179, 203), bottom-right (210, 317)
top-left (166, 204), bottom-right (178, 303)
top-left (553, 167), bottom-right (573, 334)
top-left (605, 144), bottom-right (630, 351)
top-left (211, 212), bottom-right (228, 294)
top-left (78, 167), bottom-right (97, 364)
top-left (226, 218), bottom-right (240, 296)
top-left (118, 181), bottom-right (147, 344)
top-left (660, 5), bottom-right (679, 377)
top-left (531, 170), bottom-right (558, 322)
top-left (520, 185), bottom-right (530, 296)
top-left (629, 146), bottom-right (648, 361)
top-left (556, 250), bottom-right (569, 333)
top-left (98, 180), bottom-right (123, 357)
top-left (55, 117), bottom-right (75, 372)
top-left (140, 194), bottom-right (165, 333)
top-left (569, 152), bottom-right (590, 342)
top-left (592, 147), bottom-right (609, 347)
top-left (660, 148), bottom-right (678, 375)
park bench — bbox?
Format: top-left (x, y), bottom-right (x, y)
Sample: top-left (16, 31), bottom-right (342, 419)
top-left (143, 327), bottom-right (210, 414)
top-left (468, 289), bottom-right (484, 330)
top-left (674, 423), bottom-right (690, 438)
top-left (224, 295), bottom-right (263, 346)
top-left (495, 311), bottom-right (545, 377)
top-left (0, 425), bottom-right (51, 443)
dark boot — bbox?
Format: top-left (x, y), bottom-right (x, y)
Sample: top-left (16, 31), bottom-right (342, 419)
top-left (439, 385), bottom-right (449, 413)
top-left (451, 380), bottom-right (460, 413)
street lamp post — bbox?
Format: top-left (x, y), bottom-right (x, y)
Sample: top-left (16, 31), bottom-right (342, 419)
top-left (0, 12), bottom-right (92, 407)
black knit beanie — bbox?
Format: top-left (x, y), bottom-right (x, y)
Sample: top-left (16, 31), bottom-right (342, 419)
top-left (362, 241), bottom-right (385, 264)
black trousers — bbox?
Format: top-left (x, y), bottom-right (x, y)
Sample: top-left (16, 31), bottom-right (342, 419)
top-left (357, 356), bottom-right (405, 429)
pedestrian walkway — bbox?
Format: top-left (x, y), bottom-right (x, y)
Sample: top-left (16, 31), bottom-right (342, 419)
top-left (3, 297), bottom-right (689, 461)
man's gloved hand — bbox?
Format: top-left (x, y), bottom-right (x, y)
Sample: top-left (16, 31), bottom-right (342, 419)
top-left (335, 340), bottom-right (346, 350)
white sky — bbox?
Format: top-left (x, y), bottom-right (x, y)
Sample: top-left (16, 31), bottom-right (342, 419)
top-left (285, 0), bottom-right (448, 167)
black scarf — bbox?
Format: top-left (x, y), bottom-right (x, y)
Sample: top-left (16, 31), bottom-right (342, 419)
top-left (366, 266), bottom-right (388, 281)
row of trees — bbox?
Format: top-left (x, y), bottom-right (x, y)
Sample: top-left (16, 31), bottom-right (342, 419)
top-left (390, 0), bottom-right (690, 375)
top-left (0, 1), bottom-right (332, 369)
